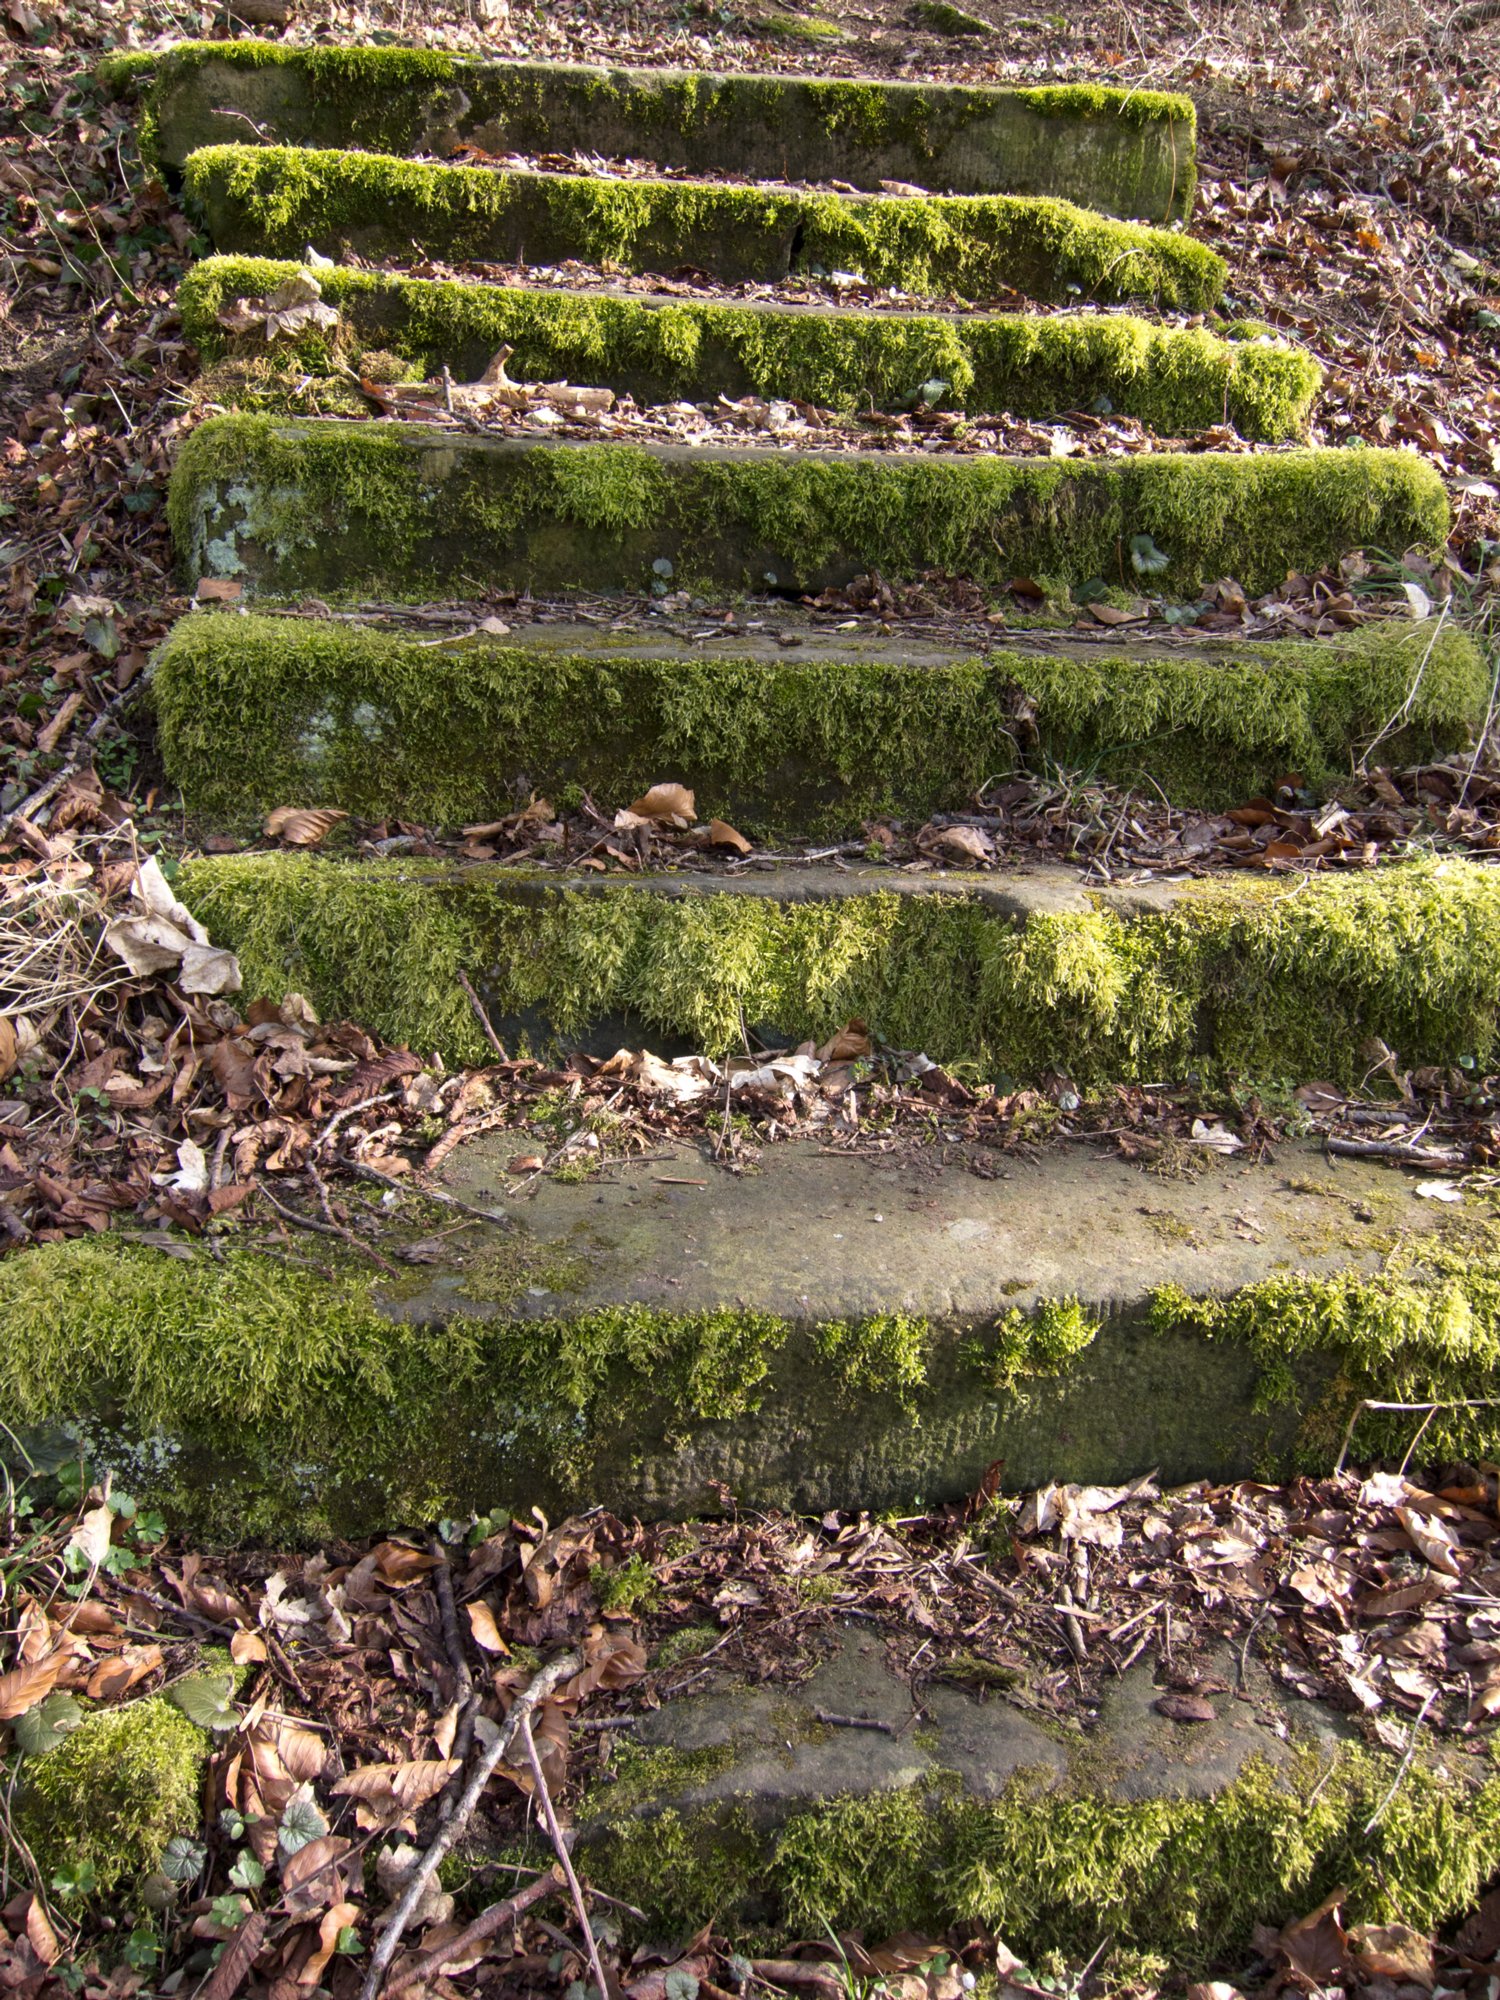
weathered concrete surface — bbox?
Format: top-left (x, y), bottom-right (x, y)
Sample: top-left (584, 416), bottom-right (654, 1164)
top-left (616, 1624), bottom-right (1354, 1817)
top-left (137, 46), bottom-right (1196, 220)
top-left (168, 418), bottom-right (1448, 604)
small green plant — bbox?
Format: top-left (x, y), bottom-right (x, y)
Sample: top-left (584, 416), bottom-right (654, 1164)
top-left (593, 1553), bottom-right (660, 1615)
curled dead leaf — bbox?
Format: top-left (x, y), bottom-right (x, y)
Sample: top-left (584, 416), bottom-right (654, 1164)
top-left (708, 818), bottom-right (752, 854)
top-left (627, 782), bottom-right (696, 823)
top-left (0, 1650), bottom-right (67, 1720)
top-left (264, 807), bottom-right (349, 848)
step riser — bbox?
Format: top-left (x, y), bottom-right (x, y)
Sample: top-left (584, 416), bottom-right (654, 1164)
top-left (151, 613), bottom-right (1488, 828)
top-left (183, 145), bottom-right (1225, 307)
top-left (123, 43), bottom-right (1197, 220)
top-left (175, 854), bottom-right (1500, 1083)
top-left (168, 419), bottom-right (1449, 602)
top-left (181, 258), bottom-right (1323, 440)
top-left (4, 1142), bottom-right (1486, 1540)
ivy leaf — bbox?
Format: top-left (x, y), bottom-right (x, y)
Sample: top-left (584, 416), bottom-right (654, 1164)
top-left (229, 1850), bottom-right (266, 1891)
top-left (161, 1834), bottom-right (207, 1883)
top-left (1129, 533), bottom-right (1172, 576)
top-left (277, 1784), bottom-right (329, 1857)
top-left (169, 1672), bottom-right (239, 1733)
top-left (15, 1692), bottom-right (84, 1757)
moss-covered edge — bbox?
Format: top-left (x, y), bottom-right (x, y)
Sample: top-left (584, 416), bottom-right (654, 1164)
top-left (181, 144), bottom-right (1224, 309)
top-left (169, 850), bottom-right (1500, 1083)
top-left (7, 1206), bottom-right (1500, 1530)
top-left (149, 610), bottom-right (1485, 830)
top-left (178, 255), bottom-right (1321, 439)
top-left (586, 1746), bottom-right (1500, 1975)
top-left (105, 41), bottom-right (1196, 218)
top-left (166, 414), bottom-right (1447, 603)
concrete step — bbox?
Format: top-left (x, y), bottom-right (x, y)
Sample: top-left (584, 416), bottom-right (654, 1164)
top-left (576, 1620), bottom-right (1493, 1967)
top-left (181, 256), bottom-right (1323, 441)
top-left (181, 144), bottom-right (1225, 308)
top-left (167, 418), bottom-right (1447, 602)
top-left (108, 41), bottom-right (1197, 221)
top-left (150, 609), bottom-right (1488, 829)
top-left (172, 850), bottom-right (1500, 1079)
top-left (3, 1138), bottom-right (1490, 1541)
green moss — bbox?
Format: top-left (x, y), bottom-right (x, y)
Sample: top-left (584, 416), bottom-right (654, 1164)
top-left (593, 1553), bottom-right (660, 1614)
top-left (814, 1313), bottom-right (931, 1409)
top-left (13, 1697), bottom-right (205, 1900)
top-left (151, 612), bottom-right (1479, 835)
top-left (178, 256), bottom-right (1320, 438)
top-left (651, 1623), bottom-right (721, 1668)
top-left (1152, 1217), bottom-right (1500, 1468)
top-left (132, 42), bottom-right (1194, 220)
top-left (172, 852), bottom-right (1500, 1087)
top-left (911, 1), bottom-right (993, 33)
top-left (182, 144), bottom-right (1224, 310)
top-left (972, 1296), bottom-right (1101, 1398)
top-left (168, 415), bottom-right (1445, 603)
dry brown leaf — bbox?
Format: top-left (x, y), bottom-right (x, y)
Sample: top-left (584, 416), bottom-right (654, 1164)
top-left (0, 1650), bottom-right (66, 1720)
top-left (1396, 1504), bottom-right (1463, 1576)
top-left (280, 1833), bottom-right (357, 1916)
top-left (1154, 1691), bottom-right (1216, 1723)
top-left (86, 1643), bottom-right (163, 1701)
top-left (628, 782), bottom-right (696, 822)
top-left (298, 1901), bottom-right (361, 1989)
top-left (708, 818), bottom-right (752, 854)
top-left (818, 1019), bottom-right (873, 1062)
top-left (333, 1758), bottom-right (460, 1814)
top-left (231, 1629), bottom-right (269, 1666)
top-left (1349, 1922), bottom-right (1434, 1988)
top-left (373, 1539), bottom-right (439, 1586)
top-left (467, 1599), bottom-right (509, 1654)
top-left (263, 807), bottom-right (349, 848)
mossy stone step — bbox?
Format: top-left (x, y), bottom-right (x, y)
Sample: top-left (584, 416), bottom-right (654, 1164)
top-left (182, 145), bottom-right (1224, 307)
top-left (173, 851), bottom-right (1500, 1082)
top-left (579, 1622), bottom-right (1498, 1968)
top-left (150, 610), bottom-right (1488, 829)
top-left (109, 40), bottom-right (1197, 221)
top-left (182, 256), bottom-right (1322, 440)
top-left (168, 418), bottom-right (1447, 602)
top-left (4, 1141), bottom-right (1494, 1540)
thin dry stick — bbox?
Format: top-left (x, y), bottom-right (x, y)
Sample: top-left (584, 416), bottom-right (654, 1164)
top-left (1333, 1396), bottom-right (1500, 1474)
top-left (384, 1862), bottom-right (567, 1997)
top-left (457, 969), bottom-right (508, 1059)
top-left (345, 1158), bottom-right (508, 1225)
top-left (428, 1535), bottom-right (480, 1825)
top-left (517, 1706), bottom-right (611, 2000)
top-left (1364, 1689), bottom-right (1435, 1833)
top-left (358, 1651), bottom-right (580, 2000)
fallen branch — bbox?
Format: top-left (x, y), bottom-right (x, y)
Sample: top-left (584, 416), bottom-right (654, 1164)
top-left (384, 1862), bottom-right (567, 1997)
top-left (343, 1158), bottom-right (508, 1225)
top-left (358, 1650), bottom-right (580, 2000)
top-left (458, 968), bottom-right (507, 1060)
top-left (1322, 1137), bottom-right (1465, 1167)
top-left (254, 1180), bottom-right (400, 1278)
top-left (517, 1704), bottom-right (611, 2000)
top-left (812, 1709), bottom-right (897, 1735)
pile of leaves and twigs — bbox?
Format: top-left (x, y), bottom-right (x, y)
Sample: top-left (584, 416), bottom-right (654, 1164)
top-left (6, 1459), bottom-right (1500, 1994)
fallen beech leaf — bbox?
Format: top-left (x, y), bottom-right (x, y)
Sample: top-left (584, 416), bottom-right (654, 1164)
top-left (708, 817), bottom-right (752, 854)
top-left (230, 1629), bottom-right (269, 1666)
top-left (628, 782), bottom-right (696, 822)
top-left (1349, 1922), bottom-right (1433, 1988)
top-left (332, 1758), bottom-right (460, 1813)
top-left (280, 1832), bottom-right (356, 1915)
top-left (298, 1901), bottom-right (361, 1988)
top-left (1155, 1691), bottom-right (1216, 1723)
top-left (23, 1896), bottom-right (60, 1968)
top-left (87, 1643), bottom-right (163, 1701)
top-left (919, 822), bottom-right (994, 864)
top-left (0, 1650), bottom-right (66, 1719)
top-left (818, 1019), bottom-right (873, 1062)
top-left (467, 1599), bottom-right (510, 1654)
top-left (372, 1539), bottom-right (439, 1585)
top-left (1396, 1504), bottom-right (1463, 1576)
top-left (263, 806), bottom-right (348, 848)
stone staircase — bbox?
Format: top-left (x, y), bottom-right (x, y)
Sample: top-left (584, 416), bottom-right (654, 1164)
top-left (32, 33), bottom-right (1500, 1955)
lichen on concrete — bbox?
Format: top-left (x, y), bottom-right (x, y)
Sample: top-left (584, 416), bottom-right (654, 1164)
top-left (178, 255), bottom-right (1322, 439)
top-left (181, 143), bottom-right (1223, 307)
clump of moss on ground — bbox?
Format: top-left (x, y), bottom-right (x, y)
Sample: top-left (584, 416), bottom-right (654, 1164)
top-left (177, 256), bottom-right (1321, 439)
top-left (13, 1697), bottom-right (205, 1898)
top-left (182, 144), bottom-right (1224, 309)
top-left (167, 413), bottom-right (1445, 602)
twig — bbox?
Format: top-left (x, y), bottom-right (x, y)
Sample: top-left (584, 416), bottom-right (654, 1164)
top-left (384, 1862), bottom-right (567, 1996)
top-left (812, 1709), bottom-right (898, 1735)
top-left (517, 1705), bottom-right (611, 2000)
top-left (1322, 1137), bottom-right (1465, 1167)
top-left (1333, 1396), bottom-right (1500, 1474)
top-left (358, 1651), bottom-right (580, 2000)
top-left (1363, 1689), bottom-right (1435, 1833)
top-left (428, 1534), bottom-right (478, 1825)
top-left (344, 1158), bottom-right (508, 1224)
top-left (312, 1087), bottom-right (406, 1156)
top-left (254, 1181), bottom-right (400, 1278)
top-left (458, 969), bottom-right (507, 1059)
top-left (1058, 1584), bottom-right (1089, 1664)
